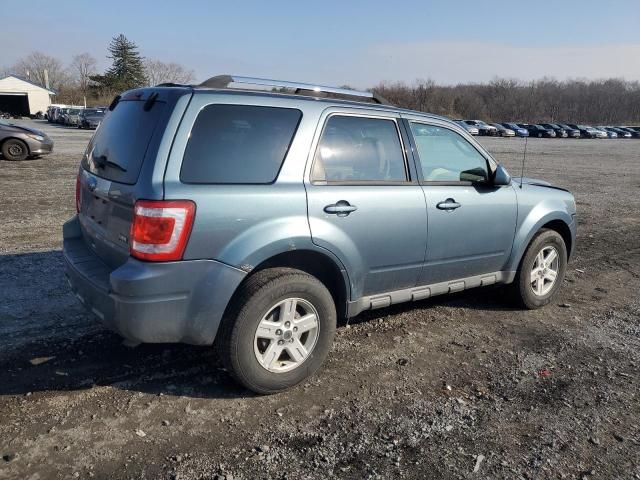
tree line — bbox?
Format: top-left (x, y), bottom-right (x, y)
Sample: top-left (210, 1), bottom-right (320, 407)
top-left (3, 34), bottom-right (640, 124)
top-left (1, 34), bottom-right (195, 106)
top-left (372, 78), bottom-right (640, 124)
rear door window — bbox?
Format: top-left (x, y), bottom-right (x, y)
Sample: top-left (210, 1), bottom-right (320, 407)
top-left (82, 99), bottom-right (166, 184)
top-left (180, 104), bottom-right (302, 184)
top-left (311, 115), bottom-right (407, 183)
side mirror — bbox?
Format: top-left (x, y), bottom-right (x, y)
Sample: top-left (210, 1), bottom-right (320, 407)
top-left (492, 164), bottom-right (511, 186)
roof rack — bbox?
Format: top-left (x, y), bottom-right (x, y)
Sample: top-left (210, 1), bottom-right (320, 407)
top-left (198, 75), bottom-right (391, 105)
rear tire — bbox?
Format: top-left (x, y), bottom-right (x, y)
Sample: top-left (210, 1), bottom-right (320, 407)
top-left (1, 139), bottom-right (29, 161)
top-left (511, 229), bottom-right (567, 309)
top-left (216, 268), bottom-right (336, 394)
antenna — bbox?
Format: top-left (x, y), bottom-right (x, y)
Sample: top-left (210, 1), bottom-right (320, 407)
top-left (519, 136), bottom-right (528, 189)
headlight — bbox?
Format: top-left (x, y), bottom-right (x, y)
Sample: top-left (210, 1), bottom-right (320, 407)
top-left (28, 134), bottom-right (45, 141)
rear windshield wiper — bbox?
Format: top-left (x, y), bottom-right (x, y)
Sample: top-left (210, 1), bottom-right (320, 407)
top-left (92, 154), bottom-right (127, 172)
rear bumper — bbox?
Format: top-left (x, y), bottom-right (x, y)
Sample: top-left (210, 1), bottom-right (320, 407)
top-left (62, 216), bottom-right (246, 345)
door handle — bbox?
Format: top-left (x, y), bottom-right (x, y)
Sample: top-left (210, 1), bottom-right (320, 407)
top-left (436, 198), bottom-right (461, 211)
top-left (324, 200), bottom-right (357, 217)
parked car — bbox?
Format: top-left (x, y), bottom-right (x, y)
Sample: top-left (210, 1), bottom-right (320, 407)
top-left (64, 75), bottom-right (577, 394)
top-left (47, 104), bottom-right (67, 122)
top-left (519, 124), bottom-right (556, 138)
top-left (596, 127), bottom-right (617, 139)
top-left (539, 123), bottom-right (569, 138)
top-left (78, 108), bottom-right (105, 129)
top-left (591, 127), bottom-right (608, 139)
top-left (57, 108), bottom-right (71, 124)
top-left (566, 124), bottom-right (602, 139)
top-left (622, 126), bottom-right (640, 138)
top-left (490, 123), bottom-right (515, 137)
top-left (57, 106), bottom-right (84, 125)
top-left (48, 106), bottom-right (64, 123)
top-left (618, 127), bottom-right (640, 138)
top-left (0, 118), bottom-right (54, 161)
top-left (500, 123), bottom-right (530, 137)
top-left (455, 120), bottom-right (479, 135)
top-left (65, 108), bottom-right (83, 127)
top-left (463, 119), bottom-right (498, 136)
top-left (556, 124), bottom-right (581, 138)
top-left (605, 127), bottom-right (632, 138)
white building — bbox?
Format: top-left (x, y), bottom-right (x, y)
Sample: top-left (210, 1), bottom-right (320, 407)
top-left (0, 75), bottom-right (55, 116)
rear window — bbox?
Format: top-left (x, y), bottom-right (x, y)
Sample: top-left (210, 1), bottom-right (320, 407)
top-left (82, 99), bottom-right (166, 184)
top-left (180, 104), bottom-right (302, 184)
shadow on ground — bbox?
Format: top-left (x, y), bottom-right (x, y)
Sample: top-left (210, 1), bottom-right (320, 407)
top-left (0, 249), bottom-right (521, 400)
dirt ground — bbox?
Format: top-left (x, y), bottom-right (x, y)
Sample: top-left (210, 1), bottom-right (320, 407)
top-left (1, 120), bottom-right (639, 480)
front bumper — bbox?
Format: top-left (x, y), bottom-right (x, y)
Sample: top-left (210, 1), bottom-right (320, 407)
top-left (62, 216), bottom-right (246, 345)
top-left (27, 137), bottom-right (53, 155)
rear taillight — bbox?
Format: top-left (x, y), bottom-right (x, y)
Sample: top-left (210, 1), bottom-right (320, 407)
top-left (75, 174), bottom-right (81, 213)
top-left (130, 200), bottom-right (196, 262)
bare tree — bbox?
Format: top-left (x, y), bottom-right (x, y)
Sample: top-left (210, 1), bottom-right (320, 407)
top-left (11, 52), bottom-right (68, 90)
top-left (143, 59), bottom-right (195, 86)
top-left (70, 53), bottom-right (97, 94)
top-left (373, 78), bottom-right (640, 124)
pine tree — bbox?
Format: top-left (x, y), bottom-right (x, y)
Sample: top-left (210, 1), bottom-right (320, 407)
top-left (91, 34), bottom-right (147, 94)
top-left (106, 34), bottom-right (147, 90)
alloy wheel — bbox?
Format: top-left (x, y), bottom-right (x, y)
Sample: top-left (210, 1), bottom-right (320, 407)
top-left (253, 298), bottom-right (320, 373)
top-left (530, 246), bottom-right (560, 296)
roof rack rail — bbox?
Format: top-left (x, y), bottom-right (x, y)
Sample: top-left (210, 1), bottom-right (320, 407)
top-left (198, 75), bottom-right (391, 105)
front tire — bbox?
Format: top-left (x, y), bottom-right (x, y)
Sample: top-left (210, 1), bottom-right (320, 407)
top-left (1, 139), bottom-right (29, 161)
top-left (217, 268), bottom-right (336, 394)
top-left (512, 229), bottom-right (567, 309)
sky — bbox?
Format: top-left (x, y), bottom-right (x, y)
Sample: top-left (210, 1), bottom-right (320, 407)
top-left (2, 0), bottom-right (640, 88)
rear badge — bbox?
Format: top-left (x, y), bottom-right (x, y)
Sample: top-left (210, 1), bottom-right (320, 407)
top-left (118, 234), bottom-right (128, 244)
top-left (87, 177), bottom-right (98, 192)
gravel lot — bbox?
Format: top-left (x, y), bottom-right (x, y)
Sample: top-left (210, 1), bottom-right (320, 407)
top-left (1, 120), bottom-right (639, 479)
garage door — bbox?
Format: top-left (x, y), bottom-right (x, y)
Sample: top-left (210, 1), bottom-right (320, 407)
top-left (0, 93), bottom-right (30, 117)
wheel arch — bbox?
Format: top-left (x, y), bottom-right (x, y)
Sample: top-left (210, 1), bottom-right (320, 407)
top-left (507, 210), bottom-right (575, 273)
top-left (229, 249), bottom-right (350, 321)
top-left (541, 219), bottom-right (573, 259)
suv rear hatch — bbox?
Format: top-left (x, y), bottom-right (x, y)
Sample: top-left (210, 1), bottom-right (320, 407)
top-left (77, 88), bottom-right (189, 268)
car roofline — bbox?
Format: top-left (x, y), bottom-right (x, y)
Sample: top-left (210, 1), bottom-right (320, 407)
top-left (163, 85), bottom-right (454, 125)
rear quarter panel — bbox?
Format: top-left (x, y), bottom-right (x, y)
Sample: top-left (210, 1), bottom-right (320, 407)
top-left (163, 92), bottom-right (327, 269)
